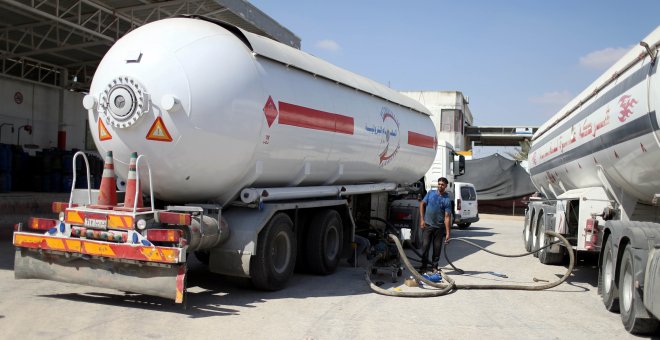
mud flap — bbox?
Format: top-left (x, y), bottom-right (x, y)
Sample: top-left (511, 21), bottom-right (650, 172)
top-left (14, 248), bottom-right (186, 303)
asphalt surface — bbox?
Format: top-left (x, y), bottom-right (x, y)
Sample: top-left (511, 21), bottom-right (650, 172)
top-left (0, 214), bottom-right (654, 339)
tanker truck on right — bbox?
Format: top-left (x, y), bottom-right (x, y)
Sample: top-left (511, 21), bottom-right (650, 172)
top-left (524, 26), bottom-right (660, 334)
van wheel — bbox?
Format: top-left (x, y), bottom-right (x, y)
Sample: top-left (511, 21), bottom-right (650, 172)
top-left (457, 223), bottom-right (471, 229)
top-left (250, 213), bottom-right (296, 291)
top-left (306, 209), bottom-right (343, 275)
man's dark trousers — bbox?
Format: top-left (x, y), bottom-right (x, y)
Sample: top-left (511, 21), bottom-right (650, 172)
top-left (420, 224), bottom-right (445, 270)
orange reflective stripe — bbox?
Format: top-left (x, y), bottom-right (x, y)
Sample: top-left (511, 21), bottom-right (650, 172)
top-left (46, 238), bottom-right (66, 250)
top-left (14, 234), bottom-right (44, 247)
top-left (160, 249), bottom-right (179, 262)
top-left (140, 247), bottom-right (164, 261)
top-left (65, 239), bottom-right (82, 252)
top-left (82, 242), bottom-right (116, 257)
top-left (66, 210), bottom-right (84, 224)
top-left (108, 215), bottom-right (133, 229)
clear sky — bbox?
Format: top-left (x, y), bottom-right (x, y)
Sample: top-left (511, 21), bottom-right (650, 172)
top-left (248, 1), bottom-right (659, 156)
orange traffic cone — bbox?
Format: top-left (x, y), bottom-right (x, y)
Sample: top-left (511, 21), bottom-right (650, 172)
top-left (95, 151), bottom-right (117, 207)
top-left (122, 151), bottom-right (143, 210)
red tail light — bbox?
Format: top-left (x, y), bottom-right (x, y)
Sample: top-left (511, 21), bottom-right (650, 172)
top-left (28, 217), bottom-right (58, 230)
top-left (146, 229), bottom-right (183, 242)
top-left (457, 199), bottom-right (462, 211)
top-left (394, 212), bottom-right (412, 221)
top-left (584, 218), bottom-right (599, 250)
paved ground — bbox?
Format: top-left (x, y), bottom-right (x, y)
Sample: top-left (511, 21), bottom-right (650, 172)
top-left (0, 214), bottom-right (654, 339)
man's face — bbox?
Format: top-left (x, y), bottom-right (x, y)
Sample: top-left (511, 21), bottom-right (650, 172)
top-left (437, 181), bottom-right (447, 192)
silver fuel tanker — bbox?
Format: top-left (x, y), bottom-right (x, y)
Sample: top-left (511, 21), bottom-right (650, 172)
top-left (13, 16), bottom-right (443, 303)
top-left (524, 26), bottom-right (660, 334)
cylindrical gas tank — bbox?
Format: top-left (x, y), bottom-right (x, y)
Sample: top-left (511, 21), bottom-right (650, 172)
top-left (83, 17), bottom-right (437, 204)
top-left (528, 26), bottom-right (660, 203)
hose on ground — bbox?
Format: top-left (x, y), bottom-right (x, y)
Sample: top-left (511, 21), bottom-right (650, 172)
top-left (367, 230), bottom-right (574, 297)
top-left (444, 237), bottom-right (562, 274)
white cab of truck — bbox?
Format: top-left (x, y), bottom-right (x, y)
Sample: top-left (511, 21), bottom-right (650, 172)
top-left (452, 182), bottom-right (479, 229)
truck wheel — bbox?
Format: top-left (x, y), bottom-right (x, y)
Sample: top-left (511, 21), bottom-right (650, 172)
top-left (194, 251), bottom-right (210, 265)
top-left (523, 210), bottom-right (533, 252)
top-left (532, 213), bottom-right (542, 258)
top-left (411, 222), bottom-right (423, 249)
top-left (457, 223), bottom-right (471, 229)
top-left (619, 243), bottom-right (659, 334)
top-left (306, 209), bottom-right (343, 275)
top-left (600, 237), bottom-right (619, 312)
top-left (538, 217), bottom-right (564, 265)
top-left (250, 213), bottom-right (297, 291)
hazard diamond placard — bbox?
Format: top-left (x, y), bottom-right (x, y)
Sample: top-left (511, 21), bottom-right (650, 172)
top-left (98, 119), bottom-right (112, 141)
top-left (146, 116), bottom-right (173, 142)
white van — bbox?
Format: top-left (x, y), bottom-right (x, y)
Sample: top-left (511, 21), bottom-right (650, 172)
top-left (452, 182), bottom-right (479, 229)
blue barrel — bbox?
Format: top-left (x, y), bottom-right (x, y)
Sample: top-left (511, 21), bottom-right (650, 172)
top-left (0, 172), bottom-right (11, 192)
top-left (62, 174), bottom-right (74, 191)
top-left (62, 152), bottom-right (74, 174)
top-left (0, 145), bottom-right (10, 173)
top-left (41, 174), bottom-right (52, 192)
top-left (51, 172), bottom-right (62, 192)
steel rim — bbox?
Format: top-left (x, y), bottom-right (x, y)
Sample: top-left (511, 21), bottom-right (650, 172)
top-left (622, 260), bottom-right (633, 313)
top-left (325, 225), bottom-right (339, 259)
top-left (604, 249), bottom-right (613, 293)
top-left (524, 215), bottom-right (530, 242)
top-left (272, 231), bottom-right (291, 274)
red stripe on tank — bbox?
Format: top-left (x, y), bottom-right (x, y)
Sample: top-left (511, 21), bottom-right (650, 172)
top-left (408, 131), bottom-right (436, 149)
top-left (278, 101), bottom-right (354, 135)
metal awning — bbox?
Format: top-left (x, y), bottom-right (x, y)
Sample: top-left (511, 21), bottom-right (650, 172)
top-left (465, 125), bottom-right (538, 147)
top-left (0, 0), bottom-right (300, 91)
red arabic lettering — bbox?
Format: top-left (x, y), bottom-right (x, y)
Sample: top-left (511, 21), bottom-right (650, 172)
top-left (618, 95), bottom-right (637, 122)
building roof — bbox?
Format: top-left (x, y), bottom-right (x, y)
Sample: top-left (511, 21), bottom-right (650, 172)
top-left (0, 0), bottom-right (300, 91)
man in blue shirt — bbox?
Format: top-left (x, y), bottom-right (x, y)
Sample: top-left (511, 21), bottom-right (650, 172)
top-left (418, 177), bottom-right (452, 272)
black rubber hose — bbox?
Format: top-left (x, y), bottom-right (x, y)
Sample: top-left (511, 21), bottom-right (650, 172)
top-left (444, 238), bottom-right (563, 274)
top-left (447, 231), bottom-right (575, 291)
top-left (367, 230), bottom-right (574, 297)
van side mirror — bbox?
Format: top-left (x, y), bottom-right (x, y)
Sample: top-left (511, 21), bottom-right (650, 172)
top-left (453, 155), bottom-right (465, 176)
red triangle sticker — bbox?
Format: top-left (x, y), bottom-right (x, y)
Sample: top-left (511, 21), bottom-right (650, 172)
top-left (146, 117), bottom-right (173, 142)
top-left (98, 119), bottom-right (112, 141)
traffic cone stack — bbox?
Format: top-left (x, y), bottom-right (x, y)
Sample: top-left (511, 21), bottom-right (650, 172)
top-left (121, 151), bottom-right (143, 211)
top-left (94, 151), bottom-right (117, 207)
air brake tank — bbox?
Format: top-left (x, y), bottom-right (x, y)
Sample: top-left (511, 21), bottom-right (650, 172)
top-left (83, 16), bottom-right (437, 204)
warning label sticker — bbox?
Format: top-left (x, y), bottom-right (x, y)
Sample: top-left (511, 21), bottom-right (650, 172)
top-left (146, 117), bottom-right (173, 142)
top-left (98, 119), bottom-right (112, 141)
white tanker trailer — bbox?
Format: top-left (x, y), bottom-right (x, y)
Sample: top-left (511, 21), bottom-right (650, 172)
top-left (524, 26), bottom-right (660, 334)
top-left (12, 16), bottom-right (444, 303)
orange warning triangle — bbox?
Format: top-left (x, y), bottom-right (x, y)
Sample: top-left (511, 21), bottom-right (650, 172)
top-left (146, 116), bottom-right (173, 142)
top-left (98, 119), bottom-right (112, 141)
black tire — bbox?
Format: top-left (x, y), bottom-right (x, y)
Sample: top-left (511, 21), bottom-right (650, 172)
top-left (457, 223), bottom-right (471, 229)
top-left (619, 244), bottom-right (660, 334)
top-left (411, 221), bottom-right (423, 249)
top-left (250, 213), bottom-right (297, 291)
top-left (194, 251), bottom-right (210, 265)
top-left (532, 213), bottom-right (542, 258)
top-left (523, 209), bottom-right (533, 252)
top-left (600, 237), bottom-right (619, 312)
top-left (305, 209), bottom-right (343, 275)
top-left (538, 217), bottom-right (565, 265)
